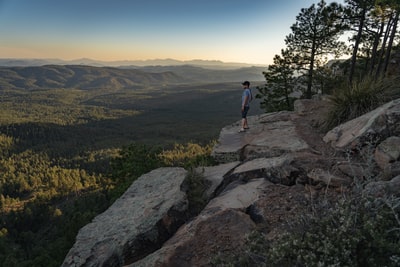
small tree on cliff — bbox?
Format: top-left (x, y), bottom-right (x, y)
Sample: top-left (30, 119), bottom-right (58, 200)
top-left (256, 49), bottom-right (297, 112)
top-left (285, 0), bottom-right (347, 98)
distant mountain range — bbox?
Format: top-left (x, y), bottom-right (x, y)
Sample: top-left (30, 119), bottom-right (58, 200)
top-left (0, 64), bottom-right (265, 91)
top-left (0, 58), bottom-right (266, 69)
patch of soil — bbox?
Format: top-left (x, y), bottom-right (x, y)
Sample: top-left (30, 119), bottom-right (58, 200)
top-left (293, 98), bottom-right (337, 158)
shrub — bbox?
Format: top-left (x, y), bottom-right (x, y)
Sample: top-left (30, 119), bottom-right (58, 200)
top-left (267, 194), bottom-right (400, 267)
top-left (182, 168), bottom-right (210, 217)
top-left (324, 77), bottom-right (385, 131)
top-left (217, 186), bottom-right (400, 267)
top-left (324, 75), bottom-right (400, 131)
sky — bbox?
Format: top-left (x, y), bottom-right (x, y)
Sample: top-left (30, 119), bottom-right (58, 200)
top-left (0, 0), bottom-right (344, 65)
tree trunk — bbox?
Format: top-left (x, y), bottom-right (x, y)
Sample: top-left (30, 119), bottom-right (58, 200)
top-left (375, 15), bottom-right (393, 78)
top-left (369, 21), bottom-right (385, 75)
top-left (349, 8), bottom-right (367, 83)
top-left (383, 11), bottom-right (399, 76)
top-left (306, 36), bottom-right (317, 99)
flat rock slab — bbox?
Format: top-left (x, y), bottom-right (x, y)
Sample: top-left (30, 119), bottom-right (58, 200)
top-left (212, 112), bottom-right (309, 163)
top-left (62, 167), bottom-right (188, 267)
top-left (232, 156), bottom-right (292, 175)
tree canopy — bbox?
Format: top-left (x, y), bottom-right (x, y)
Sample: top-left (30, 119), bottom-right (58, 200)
top-left (257, 0), bottom-right (400, 111)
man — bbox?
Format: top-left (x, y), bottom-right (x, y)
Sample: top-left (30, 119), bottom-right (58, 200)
top-left (239, 81), bottom-right (252, 132)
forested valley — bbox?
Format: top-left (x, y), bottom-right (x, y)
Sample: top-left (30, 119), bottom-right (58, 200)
top-left (0, 71), bottom-right (264, 266)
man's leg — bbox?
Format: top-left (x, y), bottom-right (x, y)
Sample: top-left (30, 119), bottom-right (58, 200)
top-left (243, 106), bottom-right (249, 129)
top-left (243, 118), bottom-right (248, 129)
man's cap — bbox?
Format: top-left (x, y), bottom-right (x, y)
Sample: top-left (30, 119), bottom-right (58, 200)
top-left (242, 81), bottom-right (250, 86)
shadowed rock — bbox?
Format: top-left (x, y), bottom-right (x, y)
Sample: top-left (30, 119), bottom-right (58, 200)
top-left (130, 178), bottom-right (268, 267)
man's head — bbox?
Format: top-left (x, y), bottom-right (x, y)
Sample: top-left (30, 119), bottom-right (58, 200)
top-left (242, 81), bottom-right (250, 87)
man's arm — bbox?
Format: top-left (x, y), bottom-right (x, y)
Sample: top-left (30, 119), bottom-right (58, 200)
top-left (242, 95), bottom-right (249, 111)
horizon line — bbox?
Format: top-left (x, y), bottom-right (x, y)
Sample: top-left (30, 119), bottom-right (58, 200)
top-left (0, 57), bottom-right (268, 67)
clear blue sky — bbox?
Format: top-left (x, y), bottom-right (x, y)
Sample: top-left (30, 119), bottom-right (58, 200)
top-left (0, 0), bottom-right (343, 65)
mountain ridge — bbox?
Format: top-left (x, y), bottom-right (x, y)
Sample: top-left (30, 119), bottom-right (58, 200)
top-left (0, 64), bottom-right (265, 90)
top-left (0, 58), bottom-right (266, 69)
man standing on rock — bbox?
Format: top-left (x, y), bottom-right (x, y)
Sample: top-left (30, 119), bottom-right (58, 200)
top-left (239, 81), bottom-right (252, 132)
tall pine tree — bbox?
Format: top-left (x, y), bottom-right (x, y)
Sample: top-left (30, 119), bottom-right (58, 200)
top-left (285, 0), bottom-right (346, 98)
top-left (256, 49), bottom-right (296, 112)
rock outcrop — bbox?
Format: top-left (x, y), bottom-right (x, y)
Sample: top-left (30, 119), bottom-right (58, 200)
top-left (211, 111), bottom-right (310, 163)
top-left (62, 168), bottom-right (189, 267)
top-left (323, 98), bottom-right (400, 150)
top-left (63, 97), bottom-right (400, 266)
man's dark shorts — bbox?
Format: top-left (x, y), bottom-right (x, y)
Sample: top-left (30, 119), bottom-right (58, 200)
top-left (242, 106), bottom-right (250, 118)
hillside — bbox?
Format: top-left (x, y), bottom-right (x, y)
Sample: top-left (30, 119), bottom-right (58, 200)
top-left (130, 65), bottom-right (265, 83)
top-left (0, 64), bottom-right (265, 90)
top-left (0, 65), bottom-right (183, 90)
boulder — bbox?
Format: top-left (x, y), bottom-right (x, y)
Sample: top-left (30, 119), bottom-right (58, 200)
top-left (378, 161), bottom-right (400, 181)
top-left (323, 99), bottom-right (400, 150)
top-left (374, 136), bottom-right (400, 169)
top-left (307, 168), bottom-right (352, 187)
top-left (335, 161), bottom-right (369, 180)
top-left (62, 167), bottom-right (188, 267)
top-left (363, 175), bottom-right (400, 197)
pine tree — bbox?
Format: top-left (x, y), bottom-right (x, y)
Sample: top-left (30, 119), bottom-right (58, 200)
top-left (285, 0), bottom-right (347, 98)
top-left (256, 49), bottom-right (297, 112)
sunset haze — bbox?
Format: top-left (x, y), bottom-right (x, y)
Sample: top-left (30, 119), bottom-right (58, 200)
top-left (0, 0), bottom-right (343, 65)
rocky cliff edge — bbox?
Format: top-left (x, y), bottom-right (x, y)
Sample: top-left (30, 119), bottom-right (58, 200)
top-left (62, 97), bottom-right (400, 267)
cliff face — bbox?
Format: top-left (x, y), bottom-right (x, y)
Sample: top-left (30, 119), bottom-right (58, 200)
top-left (62, 98), bottom-right (400, 267)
